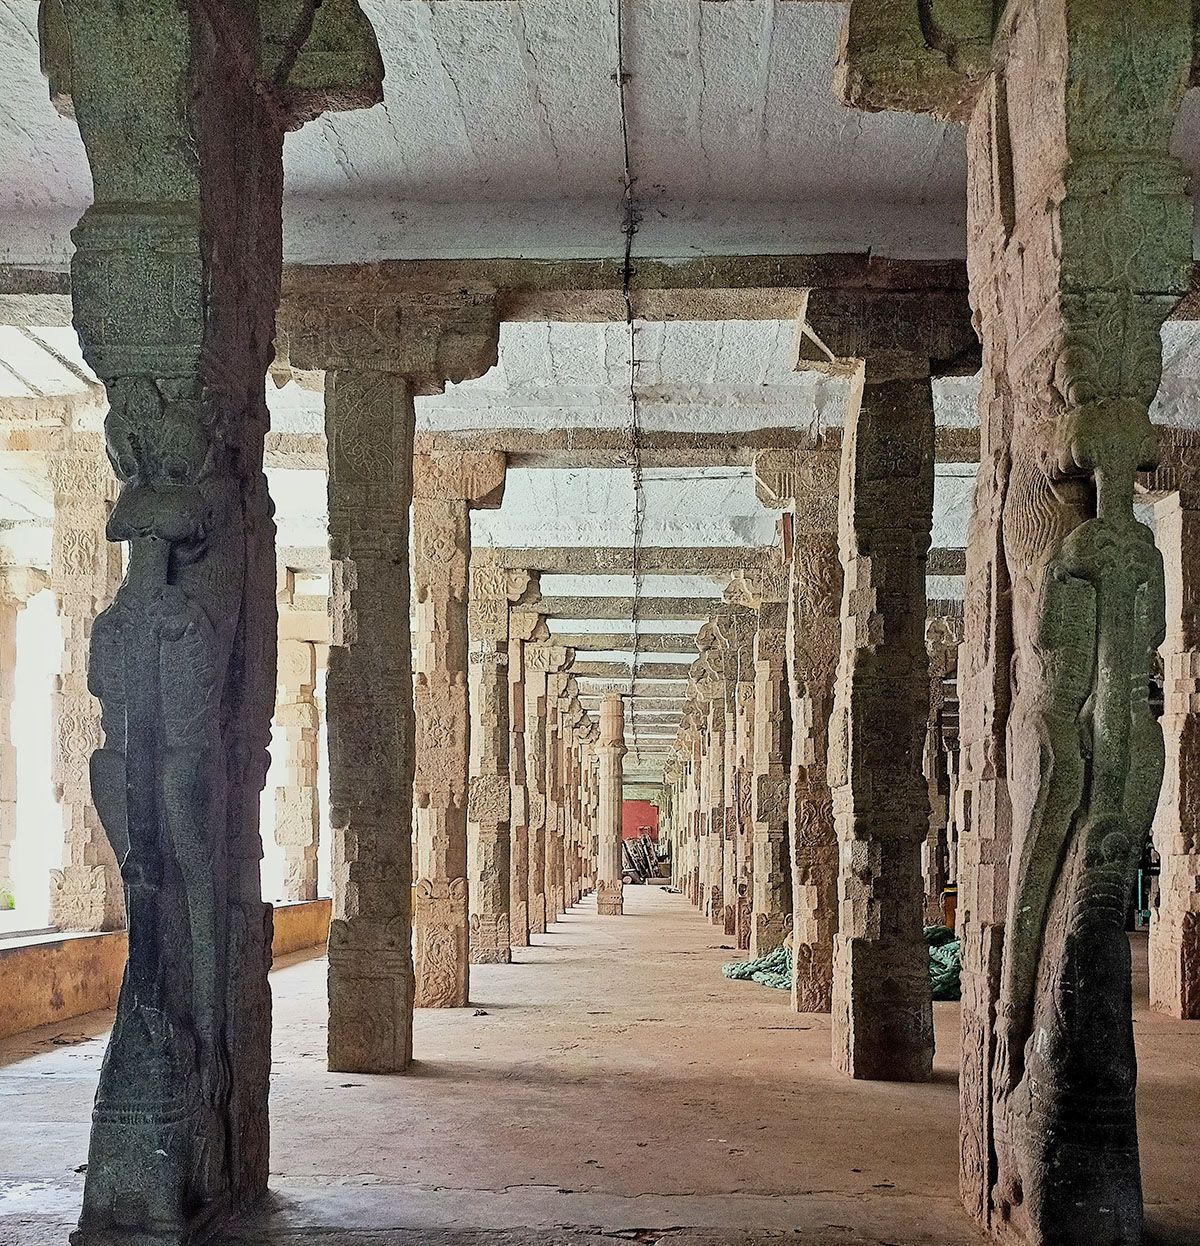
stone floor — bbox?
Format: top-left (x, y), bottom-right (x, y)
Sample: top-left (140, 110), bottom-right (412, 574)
top-left (2, 888), bottom-right (1197, 1246)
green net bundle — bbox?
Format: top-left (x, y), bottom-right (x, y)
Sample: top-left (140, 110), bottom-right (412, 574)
top-left (721, 925), bottom-right (962, 1001)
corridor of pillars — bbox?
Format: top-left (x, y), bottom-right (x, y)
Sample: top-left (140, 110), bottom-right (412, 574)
top-left (0, 4), bottom-right (1198, 1246)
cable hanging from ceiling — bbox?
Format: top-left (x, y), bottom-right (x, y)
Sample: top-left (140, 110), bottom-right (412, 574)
top-left (614, 0), bottom-right (645, 760)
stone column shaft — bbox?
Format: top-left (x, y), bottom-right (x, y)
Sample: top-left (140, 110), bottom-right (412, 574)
top-left (0, 569), bottom-right (46, 909)
top-left (274, 638), bottom-right (320, 902)
top-left (1151, 497), bottom-right (1200, 1018)
top-left (47, 442), bottom-right (123, 932)
top-left (410, 453), bottom-right (505, 1004)
top-left (324, 368), bottom-right (416, 1072)
top-left (827, 367), bottom-right (935, 1082)
top-left (750, 583), bottom-right (792, 958)
top-left (467, 554), bottom-right (529, 963)
top-left (596, 694), bottom-right (626, 915)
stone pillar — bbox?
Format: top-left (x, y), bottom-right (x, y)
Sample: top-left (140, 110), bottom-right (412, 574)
top-left (43, 4), bottom-right (383, 1238)
top-left (825, 363), bottom-right (935, 1082)
top-left (747, 569), bottom-right (793, 958)
top-left (508, 608), bottom-right (543, 948)
top-left (582, 727), bottom-right (599, 892)
top-left (273, 638), bottom-right (320, 902)
top-left (47, 439), bottom-right (123, 932)
top-left (410, 452), bottom-right (505, 1005)
top-left (525, 642), bottom-right (571, 933)
top-left (923, 612), bottom-right (964, 926)
top-left (545, 669), bottom-right (573, 920)
top-left (838, 4), bottom-right (1192, 1235)
top-left (755, 446), bottom-right (842, 1010)
top-left (0, 567), bottom-right (47, 909)
top-left (467, 552), bottom-right (532, 963)
top-left (713, 602), bottom-right (758, 941)
top-left (596, 694), bottom-right (627, 915)
top-left (286, 299), bottom-right (500, 1065)
top-left (1151, 495), bottom-right (1200, 1018)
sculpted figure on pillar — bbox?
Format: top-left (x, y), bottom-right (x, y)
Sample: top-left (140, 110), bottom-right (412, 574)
top-left (755, 443), bottom-right (842, 1011)
top-left (839, 2), bottom-right (1192, 1239)
top-left (409, 451), bottom-right (506, 1004)
top-left (285, 290), bottom-right (500, 1065)
top-left (40, 1), bottom-right (384, 1237)
top-left (467, 551), bottom-right (535, 963)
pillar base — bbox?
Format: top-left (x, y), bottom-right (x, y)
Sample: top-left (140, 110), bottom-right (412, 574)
top-left (469, 913), bottom-right (512, 964)
top-left (831, 934), bottom-right (932, 1082)
top-left (414, 878), bottom-right (470, 1008)
top-left (528, 895), bottom-right (547, 935)
top-left (596, 879), bottom-right (624, 916)
top-left (791, 939), bottom-right (834, 1013)
top-left (1150, 911), bottom-right (1200, 1019)
top-left (328, 920), bottom-right (414, 1073)
top-left (511, 899), bottom-right (530, 947)
top-left (750, 911), bottom-right (787, 958)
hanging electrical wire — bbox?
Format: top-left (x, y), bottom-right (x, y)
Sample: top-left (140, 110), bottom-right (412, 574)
top-left (614, 0), bottom-right (644, 760)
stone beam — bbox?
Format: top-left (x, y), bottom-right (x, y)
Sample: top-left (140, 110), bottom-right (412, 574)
top-left (571, 660), bottom-right (695, 680)
top-left (490, 547), bottom-right (774, 574)
top-left (537, 596), bottom-right (718, 621)
top-left (550, 633), bottom-right (701, 653)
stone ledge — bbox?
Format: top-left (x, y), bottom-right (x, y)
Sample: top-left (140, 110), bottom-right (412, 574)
top-left (0, 898), bottom-right (332, 1040)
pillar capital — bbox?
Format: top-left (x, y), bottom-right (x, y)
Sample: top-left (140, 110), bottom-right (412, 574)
top-left (0, 565), bottom-right (48, 606)
top-left (280, 290), bottom-right (500, 395)
top-left (413, 450), bottom-right (507, 507)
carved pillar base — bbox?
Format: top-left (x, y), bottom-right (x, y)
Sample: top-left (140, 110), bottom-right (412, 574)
top-left (751, 910), bottom-right (787, 959)
top-left (597, 878), bottom-right (624, 916)
top-left (328, 923), bottom-right (414, 1073)
top-left (414, 878), bottom-right (469, 1008)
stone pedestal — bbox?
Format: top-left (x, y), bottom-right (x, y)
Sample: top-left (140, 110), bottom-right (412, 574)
top-left (411, 452), bottom-right (505, 1005)
top-left (1151, 498), bottom-right (1200, 1019)
top-left (467, 553), bottom-right (532, 963)
top-left (274, 639), bottom-right (320, 902)
top-left (827, 367), bottom-right (935, 1082)
top-left (0, 567), bottom-right (47, 910)
top-left (596, 694), bottom-right (627, 915)
top-left (47, 441), bottom-right (123, 932)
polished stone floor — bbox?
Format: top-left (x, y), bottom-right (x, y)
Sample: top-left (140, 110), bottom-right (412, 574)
top-left (2, 888), bottom-right (1197, 1246)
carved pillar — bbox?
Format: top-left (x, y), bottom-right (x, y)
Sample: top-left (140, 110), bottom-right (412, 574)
top-left (1151, 495), bottom-right (1200, 1018)
top-left (43, 3), bottom-right (383, 1238)
top-left (838, 3), bottom-right (1193, 1234)
top-left (745, 569), bottom-right (793, 958)
top-left (47, 439), bottom-right (122, 932)
top-left (712, 604), bottom-right (754, 933)
top-left (824, 363), bottom-right (935, 1082)
top-left (923, 613), bottom-right (963, 926)
top-left (525, 642), bottom-right (570, 933)
top-left (410, 452), bottom-right (505, 1005)
top-left (508, 608), bottom-right (543, 948)
top-left (596, 693), bottom-right (627, 915)
top-left (582, 726), bottom-right (599, 892)
top-left (0, 567), bottom-right (47, 908)
top-left (273, 638), bottom-right (320, 902)
top-left (466, 552), bottom-right (532, 962)
top-left (755, 446), bottom-right (842, 1010)
top-left (287, 299), bottom-right (500, 1064)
